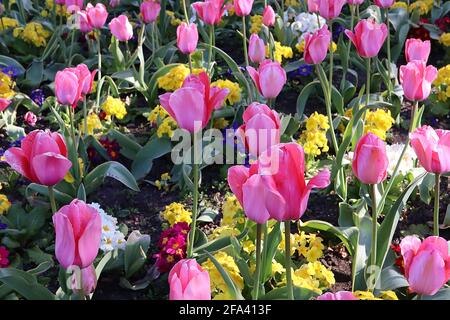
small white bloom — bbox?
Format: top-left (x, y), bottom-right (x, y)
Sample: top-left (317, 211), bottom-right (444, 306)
top-left (386, 143), bottom-right (417, 176)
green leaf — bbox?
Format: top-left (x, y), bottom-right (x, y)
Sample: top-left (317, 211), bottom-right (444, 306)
top-left (108, 129), bottom-right (142, 160)
top-left (262, 286), bottom-right (318, 300)
top-left (77, 183), bottom-right (86, 202)
top-left (124, 231), bottom-right (151, 278)
top-left (131, 136), bottom-right (172, 180)
top-left (261, 222), bottom-right (282, 282)
top-left (296, 81), bottom-right (320, 118)
top-left (0, 268), bottom-right (55, 300)
top-left (421, 287), bottom-right (450, 300)
top-left (379, 266), bottom-right (408, 291)
top-left (26, 183), bottom-right (73, 204)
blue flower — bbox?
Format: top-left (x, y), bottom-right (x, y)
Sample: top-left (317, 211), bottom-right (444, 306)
top-left (333, 24), bottom-right (345, 42)
top-left (297, 64), bottom-right (313, 76)
top-left (0, 222), bottom-right (7, 231)
top-left (0, 66), bottom-right (20, 78)
top-left (31, 89), bottom-right (45, 107)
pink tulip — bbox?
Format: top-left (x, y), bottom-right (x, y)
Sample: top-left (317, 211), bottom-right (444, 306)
top-left (303, 24), bottom-right (331, 65)
top-left (192, 0), bottom-right (225, 25)
top-left (317, 291), bottom-right (359, 300)
top-left (53, 200), bottom-right (102, 269)
top-left (399, 60), bottom-right (437, 101)
top-left (409, 125), bottom-right (450, 174)
top-left (373, 0), bottom-right (394, 8)
top-left (168, 259), bottom-right (211, 300)
top-left (66, 0), bottom-right (84, 12)
top-left (56, 0), bottom-right (65, 4)
top-left (77, 10), bottom-right (93, 33)
top-left (176, 22), bottom-right (199, 54)
top-left (55, 69), bottom-right (82, 107)
top-left (262, 5), bottom-right (276, 27)
top-left (405, 39), bottom-right (431, 63)
top-left (307, 0), bottom-right (320, 13)
top-left (345, 19), bottom-right (388, 58)
top-left (400, 236), bottom-right (450, 296)
top-left (141, 0), bottom-right (161, 24)
top-left (4, 130), bottom-right (72, 186)
top-left (347, 0), bottom-right (364, 4)
top-left (247, 59), bottom-right (287, 99)
top-left (109, 15), bottom-right (133, 42)
top-left (159, 72), bottom-right (229, 132)
top-left (352, 133), bottom-right (388, 184)
top-left (234, 0), bottom-right (254, 17)
top-left (85, 3), bottom-right (108, 29)
top-left (67, 63), bottom-right (97, 95)
top-left (24, 111), bottom-right (37, 127)
top-left (0, 98), bottom-right (11, 112)
top-left (318, 0), bottom-right (346, 19)
top-left (71, 264), bottom-right (97, 296)
top-left (236, 102), bottom-right (280, 157)
top-left (248, 33), bottom-right (266, 64)
top-left (109, 0), bottom-right (120, 8)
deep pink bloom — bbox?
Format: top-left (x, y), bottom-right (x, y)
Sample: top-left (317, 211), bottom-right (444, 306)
top-left (262, 5), bottom-right (276, 27)
top-left (24, 111), bottom-right (37, 127)
top-left (347, 0), bottom-right (364, 4)
top-left (318, 0), bottom-right (346, 20)
top-left (159, 72), bottom-right (229, 132)
top-left (4, 130), bottom-right (72, 186)
top-left (234, 0), bottom-right (254, 17)
top-left (400, 60), bottom-right (437, 101)
top-left (0, 246), bottom-right (10, 268)
top-left (248, 33), bottom-right (266, 64)
top-left (345, 19), bottom-right (388, 58)
top-left (176, 22), bottom-right (199, 54)
top-left (0, 98), bottom-right (11, 112)
top-left (373, 0), bottom-right (394, 8)
top-left (71, 264), bottom-right (97, 296)
top-left (307, 0), bottom-right (320, 13)
top-left (66, 63), bottom-right (97, 95)
top-left (55, 69), bottom-right (82, 107)
top-left (303, 24), bottom-right (331, 64)
top-left (409, 125), bottom-right (450, 174)
top-left (85, 3), bottom-right (108, 29)
top-left (109, 15), bottom-right (133, 41)
top-left (400, 236), bottom-right (450, 296)
top-left (317, 291), bottom-right (359, 300)
top-left (247, 59), bottom-right (287, 99)
top-left (236, 102), bottom-right (280, 157)
top-left (192, 0), bottom-right (226, 25)
top-left (141, 0), bottom-right (161, 24)
top-left (168, 259), bottom-right (211, 300)
top-left (405, 38), bottom-right (431, 63)
top-left (53, 200), bottom-right (102, 269)
top-left (352, 133), bottom-right (388, 184)
top-left (77, 10), bottom-right (93, 33)
top-left (66, 0), bottom-right (84, 12)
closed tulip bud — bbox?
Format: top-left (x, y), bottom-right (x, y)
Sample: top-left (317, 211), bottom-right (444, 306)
top-left (0, 98), bottom-right (11, 112)
top-left (352, 133), bottom-right (388, 185)
top-left (109, 0), bottom-right (120, 8)
top-left (303, 24), bottom-right (331, 64)
top-left (141, 0), bottom-right (161, 24)
top-left (307, 0), bottom-right (319, 13)
top-left (247, 59), bottom-right (287, 99)
top-left (5, 130), bottom-right (72, 186)
top-left (409, 125), bottom-right (450, 174)
top-left (373, 0), bottom-right (394, 8)
top-left (347, 0), bottom-right (365, 5)
top-left (24, 111), bottom-right (37, 127)
top-left (66, 63), bottom-right (97, 95)
top-left (405, 38), bottom-right (431, 63)
top-left (109, 15), bottom-right (133, 42)
top-left (262, 5), bottom-right (276, 27)
top-left (192, 0), bottom-right (226, 25)
top-left (248, 33), bottom-right (266, 64)
top-left (85, 3), bottom-right (108, 29)
top-left (53, 200), bottom-right (102, 269)
top-left (318, 0), bottom-right (346, 20)
top-left (400, 60), bottom-right (437, 101)
top-left (234, 0), bottom-right (254, 17)
top-left (71, 264), bottom-right (97, 296)
top-left (66, 0), bottom-right (84, 12)
top-left (77, 10), bottom-right (93, 33)
top-left (345, 19), bottom-right (388, 58)
top-left (317, 291), bottom-right (359, 300)
top-left (169, 259), bottom-right (211, 300)
top-left (400, 236), bottom-right (450, 296)
top-left (55, 69), bottom-right (82, 107)
top-left (176, 22), bottom-right (199, 54)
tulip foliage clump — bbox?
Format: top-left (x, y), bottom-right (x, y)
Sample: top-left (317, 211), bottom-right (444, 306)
top-left (0, 0), bottom-right (450, 302)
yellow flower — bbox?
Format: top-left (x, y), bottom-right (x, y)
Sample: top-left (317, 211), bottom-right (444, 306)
top-left (272, 261), bottom-right (285, 275)
top-left (221, 195), bottom-right (242, 227)
top-left (242, 240), bottom-right (256, 254)
top-left (353, 291), bottom-right (382, 300)
top-left (379, 290), bottom-right (399, 300)
top-left (250, 15), bottom-right (263, 34)
top-left (79, 113), bottom-right (103, 135)
top-left (285, 0), bottom-right (300, 6)
top-left (296, 40), bottom-right (305, 53)
top-left (14, 22), bottom-right (52, 47)
top-left (267, 41), bottom-right (293, 63)
top-left (391, 1), bottom-right (408, 10)
top-left (148, 105), bottom-right (169, 123)
top-left (0, 194), bottom-right (11, 215)
top-left (329, 41), bottom-right (337, 53)
top-left (0, 17), bottom-right (19, 31)
top-left (102, 96), bottom-right (127, 120)
top-left (211, 79), bottom-right (241, 105)
top-left (439, 33), bottom-right (450, 47)
top-left (160, 202), bottom-right (192, 226)
top-left (408, 1), bottom-right (429, 15)
top-left (155, 172), bottom-right (171, 191)
top-left (157, 117), bottom-right (177, 138)
top-left (208, 225), bottom-right (239, 240)
top-left (298, 112), bottom-right (330, 156)
top-left (165, 10), bottom-right (183, 26)
top-left (279, 232), bottom-right (298, 256)
top-left (364, 109), bottom-right (395, 140)
top-left (157, 65), bottom-right (204, 91)
top-left (0, 71), bottom-right (15, 99)
top-left (213, 118), bottom-right (230, 129)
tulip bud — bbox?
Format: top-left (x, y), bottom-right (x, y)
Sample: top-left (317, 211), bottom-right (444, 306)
top-left (262, 5), bottom-right (275, 27)
top-left (405, 38), bottom-right (431, 63)
top-left (24, 111), bottom-right (37, 127)
top-left (400, 60), bottom-right (437, 101)
top-left (169, 259), bottom-right (211, 300)
top-left (176, 22), bottom-right (199, 55)
top-left (247, 59), bottom-right (287, 99)
top-left (109, 15), bottom-right (133, 42)
top-left (248, 33), bottom-right (266, 64)
top-left (234, 0), bottom-right (254, 17)
top-left (303, 24), bottom-right (331, 64)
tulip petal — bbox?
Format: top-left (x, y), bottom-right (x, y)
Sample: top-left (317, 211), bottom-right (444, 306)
top-left (31, 152), bottom-right (72, 186)
top-left (227, 165), bottom-right (250, 205)
top-left (53, 213), bottom-right (76, 269)
top-left (4, 147), bottom-right (33, 181)
top-left (408, 250), bottom-right (446, 296)
top-left (77, 211), bottom-right (102, 268)
top-left (242, 174), bottom-right (271, 223)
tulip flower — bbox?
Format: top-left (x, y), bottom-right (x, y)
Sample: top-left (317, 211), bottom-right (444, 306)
top-left (317, 291), bottom-right (359, 300)
top-left (303, 24), bottom-right (331, 65)
top-left (399, 60), bottom-right (437, 102)
top-left (236, 102), bottom-right (280, 157)
top-left (109, 0), bottom-right (120, 8)
top-left (67, 64), bottom-right (97, 96)
top-left (405, 38), bottom-right (431, 63)
top-left (247, 59), bottom-right (287, 99)
top-left (352, 133), bottom-right (388, 185)
top-left (66, 0), bottom-right (84, 12)
top-left (400, 236), bottom-right (450, 296)
top-left (24, 111), bottom-right (37, 127)
top-left (109, 15), bottom-right (133, 42)
top-left (0, 98), bottom-right (11, 112)
top-left (71, 264), bottom-right (97, 296)
top-left (373, 0), bottom-right (394, 8)
top-left (168, 259), bottom-right (211, 300)
top-left (347, 0), bottom-right (364, 4)
top-left (55, 69), bottom-right (82, 107)
top-left (159, 72), bottom-right (229, 133)
top-left (307, 0), bottom-right (320, 13)
top-left (77, 10), bottom-right (93, 33)
top-left (234, 0), bottom-right (254, 17)
top-left (248, 33), bottom-right (266, 64)
top-left (4, 130), bottom-right (72, 186)
top-left (85, 3), bottom-right (108, 29)
top-left (192, 0), bottom-right (225, 25)
top-left (318, 0), bottom-right (346, 20)
top-left (53, 199), bottom-right (102, 269)
top-left (176, 22), bottom-right (199, 55)
top-left (345, 19), bottom-right (388, 58)
top-left (140, 0), bottom-right (161, 24)
top-left (262, 5), bottom-right (275, 27)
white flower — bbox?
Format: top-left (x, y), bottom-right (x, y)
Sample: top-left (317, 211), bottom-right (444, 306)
top-left (386, 143), bottom-right (416, 176)
top-left (291, 13), bottom-right (325, 37)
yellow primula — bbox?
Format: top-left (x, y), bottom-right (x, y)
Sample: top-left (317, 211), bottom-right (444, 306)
top-left (155, 172), bottom-right (171, 192)
top-left (160, 202), bottom-right (192, 226)
top-left (408, 1), bottom-right (430, 15)
top-left (213, 118), bottom-right (230, 129)
top-left (296, 40), bottom-right (305, 53)
top-left (250, 15), bottom-right (263, 34)
top-left (285, 0), bottom-right (300, 6)
top-left (353, 290), bottom-right (398, 300)
top-left (391, 1), bottom-right (408, 10)
top-left (221, 195), bottom-right (243, 227)
top-left (79, 113), bottom-right (103, 135)
top-left (364, 109), bottom-right (395, 140)
top-left (242, 240), bottom-right (256, 254)
top-left (13, 22), bottom-right (52, 47)
top-left (0, 71), bottom-right (15, 99)
top-left (0, 194), bottom-right (11, 215)
top-left (433, 64), bottom-right (450, 102)
top-left (102, 96), bottom-right (127, 120)
top-left (148, 105), bottom-right (169, 123)
top-left (299, 112), bottom-right (330, 157)
top-left (211, 79), bottom-right (241, 105)
top-left (157, 65), bottom-right (203, 92)
top-left (165, 10), bottom-right (183, 26)
top-left (439, 33), bottom-right (450, 47)
top-left (0, 17), bottom-right (19, 31)
top-left (266, 41), bottom-right (294, 63)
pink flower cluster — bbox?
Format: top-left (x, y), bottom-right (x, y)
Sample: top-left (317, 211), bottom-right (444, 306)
top-left (154, 222), bottom-right (190, 273)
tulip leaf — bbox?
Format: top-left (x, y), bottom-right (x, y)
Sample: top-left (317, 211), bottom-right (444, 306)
top-left (296, 81), bottom-right (320, 119)
top-left (379, 266), bottom-right (409, 291)
top-left (261, 286), bottom-right (318, 300)
top-left (108, 129), bottom-right (142, 160)
top-left (421, 287), bottom-right (450, 300)
top-left (124, 231), bottom-right (151, 278)
top-left (0, 267), bottom-right (55, 300)
top-left (84, 161), bottom-right (140, 194)
top-left (147, 63), bottom-right (182, 102)
top-left (261, 222), bottom-right (282, 282)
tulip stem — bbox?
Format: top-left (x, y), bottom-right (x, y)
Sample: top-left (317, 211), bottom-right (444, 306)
top-left (285, 221), bottom-right (294, 300)
top-left (48, 186), bottom-right (57, 214)
top-left (253, 223), bottom-right (262, 300)
top-left (410, 100), bottom-right (419, 132)
top-left (369, 183), bottom-right (378, 292)
top-left (208, 25), bottom-right (214, 73)
top-left (342, 5), bottom-right (355, 91)
top-left (242, 15), bottom-right (249, 67)
top-left (187, 163), bottom-right (199, 258)
top-left (385, 9), bottom-right (392, 100)
top-left (181, 0), bottom-right (189, 23)
top-left (366, 57), bottom-right (371, 108)
top-left (434, 173), bottom-right (441, 236)
top-left (188, 54), bottom-right (193, 73)
top-left (83, 97), bottom-right (88, 138)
